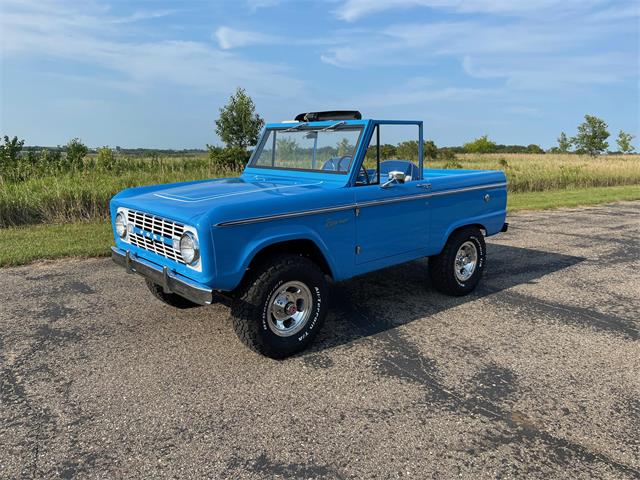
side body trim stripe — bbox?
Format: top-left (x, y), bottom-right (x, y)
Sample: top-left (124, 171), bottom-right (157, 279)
top-left (215, 182), bottom-right (506, 227)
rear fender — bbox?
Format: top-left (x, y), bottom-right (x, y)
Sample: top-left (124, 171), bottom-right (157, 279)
top-left (435, 210), bottom-right (506, 254)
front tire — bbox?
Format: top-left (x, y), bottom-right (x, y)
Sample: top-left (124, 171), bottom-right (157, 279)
top-left (231, 254), bottom-right (329, 359)
top-left (428, 227), bottom-right (486, 296)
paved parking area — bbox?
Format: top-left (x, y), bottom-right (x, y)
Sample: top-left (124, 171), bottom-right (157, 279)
top-left (1, 202), bottom-right (639, 479)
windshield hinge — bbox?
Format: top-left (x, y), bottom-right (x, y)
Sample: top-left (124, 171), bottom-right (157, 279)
top-left (283, 122), bottom-right (308, 132)
top-left (355, 245), bottom-right (361, 255)
top-left (320, 121), bottom-right (346, 132)
top-left (354, 206), bottom-right (360, 217)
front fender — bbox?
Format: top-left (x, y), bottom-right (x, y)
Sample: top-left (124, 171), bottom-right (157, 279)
top-left (212, 222), bottom-right (341, 291)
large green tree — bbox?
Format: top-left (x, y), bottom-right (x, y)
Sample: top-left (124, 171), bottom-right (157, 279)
top-left (215, 88), bottom-right (264, 149)
top-left (616, 130), bottom-right (635, 154)
top-left (572, 115), bottom-right (609, 156)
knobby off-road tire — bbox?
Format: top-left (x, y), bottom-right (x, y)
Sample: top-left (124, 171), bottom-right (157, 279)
top-left (145, 279), bottom-right (200, 309)
top-left (231, 254), bottom-right (329, 359)
top-left (428, 226), bottom-right (486, 296)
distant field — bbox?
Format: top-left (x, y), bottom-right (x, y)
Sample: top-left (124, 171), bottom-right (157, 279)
top-left (0, 152), bottom-right (639, 227)
top-left (436, 153), bottom-right (640, 192)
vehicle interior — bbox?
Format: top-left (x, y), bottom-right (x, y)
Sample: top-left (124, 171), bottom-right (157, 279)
top-left (356, 160), bottom-right (419, 185)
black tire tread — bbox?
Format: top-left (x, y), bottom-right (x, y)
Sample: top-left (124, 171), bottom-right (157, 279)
top-left (231, 254), bottom-right (326, 359)
top-left (428, 227), bottom-right (485, 296)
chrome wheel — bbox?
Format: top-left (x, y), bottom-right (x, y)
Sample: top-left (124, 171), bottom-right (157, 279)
top-left (267, 281), bottom-right (313, 337)
top-left (454, 241), bottom-right (478, 282)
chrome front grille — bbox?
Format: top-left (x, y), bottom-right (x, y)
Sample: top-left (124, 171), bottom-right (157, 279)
top-left (126, 210), bottom-right (186, 264)
top-left (127, 210), bottom-right (185, 238)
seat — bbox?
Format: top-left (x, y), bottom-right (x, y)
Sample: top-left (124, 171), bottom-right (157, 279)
top-left (379, 160), bottom-right (419, 182)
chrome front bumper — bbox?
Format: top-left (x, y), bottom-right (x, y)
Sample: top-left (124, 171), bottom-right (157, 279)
top-left (111, 247), bottom-right (213, 305)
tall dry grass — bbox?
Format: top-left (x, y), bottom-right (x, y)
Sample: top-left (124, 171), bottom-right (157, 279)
top-left (431, 153), bottom-right (640, 193)
top-left (1, 152), bottom-right (638, 227)
top-left (0, 155), bottom-right (236, 227)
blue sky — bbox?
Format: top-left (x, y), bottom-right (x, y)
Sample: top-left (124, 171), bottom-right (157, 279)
top-left (1, 0), bottom-right (638, 149)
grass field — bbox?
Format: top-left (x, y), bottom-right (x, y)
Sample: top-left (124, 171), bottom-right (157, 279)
top-left (1, 184), bottom-right (638, 267)
top-left (1, 152), bottom-right (639, 227)
top-left (1, 151), bottom-right (638, 266)
top-left (0, 221), bottom-right (112, 267)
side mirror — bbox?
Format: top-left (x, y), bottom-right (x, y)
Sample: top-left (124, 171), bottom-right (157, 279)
top-left (381, 170), bottom-right (406, 188)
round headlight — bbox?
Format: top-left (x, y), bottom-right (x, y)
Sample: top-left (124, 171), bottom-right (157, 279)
top-left (115, 212), bottom-right (127, 238)
top-left (179, 232), bottom-right (199, 265)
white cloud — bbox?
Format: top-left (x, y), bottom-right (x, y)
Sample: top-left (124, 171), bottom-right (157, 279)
top-left (246, 0), bottom-right (283, 12)
top-left (334, 0), bottom-right (605, 22)
top-left (214, 26), bottom-right (281, 49)
top-left (462, 53), bottom-right (635, 89)
top-left (1, 1), bottom-right (305, 98)
top-left (321, 1), bottom-right (637, 93)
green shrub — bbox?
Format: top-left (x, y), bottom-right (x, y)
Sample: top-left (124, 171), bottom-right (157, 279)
top-left (437, 148), bottom-right (457, 162)
top-left (207, 145), bottom-right (250, 172)
top-left (463, 135), bottom-right (497, 154)
top-left (0, 135), bottom-right (25, 172)
top-left (424, 140), bottom-right (438, 160)
top-left (526, 144), bottom-right (545, 154)
top-left (443, 159), bottom-right (463, 169)
top-left (65, 138), bottom-right (89, 170)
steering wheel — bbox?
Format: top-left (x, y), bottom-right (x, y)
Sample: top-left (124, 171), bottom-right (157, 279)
top-left (323, 155), bottom-right (352, 172)
top-left (358, 165), bottom-right (371, 184)
top-left (336, 155), bottom-right (351, 172)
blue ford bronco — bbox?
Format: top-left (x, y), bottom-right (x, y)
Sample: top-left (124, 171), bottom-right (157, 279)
top-left (111, 111), bottom-right (508, 358)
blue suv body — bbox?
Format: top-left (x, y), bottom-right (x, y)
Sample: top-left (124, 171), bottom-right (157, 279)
top-left (111, 112), bottom-right (507, 358)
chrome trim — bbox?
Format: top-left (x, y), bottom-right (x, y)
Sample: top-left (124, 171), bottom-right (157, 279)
top-left (111, 247), bottom-right (213, 305)
top-left (115, 212), bottom-right (127, 238)
top-left (355, 192), bottom-right (434, 209)
top-left (267, 281), bottom-right (313, 337)
top-left (429, 182), bottom-right (506, 198)
top-left (179, 232), bottom-right (200, 265)
top-left (215, 182), bottom-right (506, 227)
top-left (216, 204), bottom-right (356, 227)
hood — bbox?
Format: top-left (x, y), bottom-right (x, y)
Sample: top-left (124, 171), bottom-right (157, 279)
top-left (112, 175), bottom-right (337, 224)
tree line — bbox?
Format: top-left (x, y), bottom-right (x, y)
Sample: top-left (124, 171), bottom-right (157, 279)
top-left (2, 89), bottom-right (637, 180)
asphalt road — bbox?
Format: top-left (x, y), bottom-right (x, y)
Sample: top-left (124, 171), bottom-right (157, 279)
top-left (1, 202), bottom-right (639, 479)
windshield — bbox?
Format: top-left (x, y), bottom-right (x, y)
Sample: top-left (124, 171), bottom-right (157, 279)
top-left (251, 126), bottom-right (363, 173)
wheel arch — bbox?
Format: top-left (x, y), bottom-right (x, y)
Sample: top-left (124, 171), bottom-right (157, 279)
top-left (435, 222), bottom-right (487, 255)
top-left (449, 222), bottom-right (487, 237)
top-left (240, 236), bottom-right (335, 289)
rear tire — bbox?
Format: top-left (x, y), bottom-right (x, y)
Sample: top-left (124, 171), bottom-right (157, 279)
top-left (429, 227), bottom-right (486, 296)
top-left (231, 254), bottom-right (328, 359)
top-left (145, 279), bottom-right (200, 309)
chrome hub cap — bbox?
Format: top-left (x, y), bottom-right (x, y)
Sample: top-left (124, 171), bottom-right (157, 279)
top-left (455, 241), bottom-right (478, 282)
top-left (267, 281), bottom-right (313, 337)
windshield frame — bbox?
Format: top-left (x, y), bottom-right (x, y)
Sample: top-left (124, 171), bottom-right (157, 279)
top-left (247, 123), bottom-right (365, 175)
